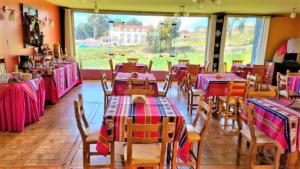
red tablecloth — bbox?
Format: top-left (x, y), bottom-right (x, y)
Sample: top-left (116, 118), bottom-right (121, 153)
top-left (42, 62), bottom-right (82, 104)
top-left (0, 77), bottom-right (45, 132)
top-left (243, 99), bottom-right (300, 153)
top-left (115, 63), bottom-right (148, 73)
top-left (112, 72), bottom-right (158, 96)
top-left (172, 64), bottom-right (203, 82)
top-left (195, 73), bottom-right (246, 98)
top-left (96, 96), bottom-right (190, 162)
top-left (289, 76), bottom-right (300, 94)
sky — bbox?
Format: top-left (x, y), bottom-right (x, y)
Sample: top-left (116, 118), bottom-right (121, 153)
top-left (74, 12), bottom-right (209, 31)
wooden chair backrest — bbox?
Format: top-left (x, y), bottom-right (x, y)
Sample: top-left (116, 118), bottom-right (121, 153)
top-left (126, 117), bottom-right (169, 168)
top-left (162, 73), bottom-right (171, 94)
top-left (204, 61), bottom-right (211, 72)
top-left (74, 100), bottom-right (89, 142)
top-left (127, 58), bottom-right (138, 63)
top-left (148, 60), bottom-right (153, 72)
top-left (109, 59), bottom-right (114, 72)
top-left (239, 103), bottom-right (256, 142)
top-left (0, 59), bottom-right (7, 76)
top-left (128, 77), bottom-right (154, 95)
top-left (192, 94), bottom-right (213, 137)
top-left (276, 72), bottom-right (288, 91)
top-left (247, 87), bottom-right (277, 99)
top-left (228, 81), bottom-right (248, 99)
top-left (223, 62), bottom-right (227, 73)
top-left (122, 63), bottom-right (139, 73)
top-left (100, 73), bottom-right (109, 93)
top-left (167, 61), bottom-right (172, 73)
top-left (247, 73), bottom-right (258, 90)
top-left (251, 67), bottom-right (267, 83)
top-left (232, 60), bottom-right (243, 65)
top-left (186, 64), bottom-right (200, 76)
top-left (287, 70), bottom-right (300, 76)
top-left (178, 59), bottom-right (189, 64)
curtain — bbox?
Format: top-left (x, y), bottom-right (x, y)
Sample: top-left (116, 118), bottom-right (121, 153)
top-left (251, 16), bottom-right (270, 64)
top-left (212, 13), bottom-right (226, 72)
top-left (205, 15), bottom-right (216, 71)
top-left (64, 9), bottom-right (76, 59)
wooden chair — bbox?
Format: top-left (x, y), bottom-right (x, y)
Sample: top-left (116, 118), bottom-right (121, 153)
top-left (74, 97), bottom-right (114, 167)
top-left (223, 62), bottom-right (228, 73)
top-left (277, 72), bottom-right (300, 99)
top-left (217, 81), bottom-right (248, 126)
top-left (127, 58), bottom-right (138, 63)
top-left (158, 73), bottom-right (171, 97)
top-left (100, 73), bottom-right (112, 111)
top-left (124, 117), bottom-right (169, 169)
top-left (128, 77), bottom-right (155, 96)
top-left (0, 59), bottom-right (7, 76)
top-left (184, 64), bottom-right (201, 90)
top-left (172, 94), bottom-right (212, 169)
top-left (187, 73), bottom-right (204, 116)
top-left (247, 86), bottom-right (277, 99)
top-left (178, 59), bottom-right (189, 64)
top-left (167, 61), bottom-right (176, 87)
top-left (232, 60), bottom-right (243, 65)
top-left (122, 63), bottom-right (139, 73)
top-left (236, 103), bottom-right (281, 169)
top-left (148, 60), bottom-right (153, 73)
top-left (203, 61), bottom-right (211, 72)
top-left (109, 59), bottom-right (116, 86)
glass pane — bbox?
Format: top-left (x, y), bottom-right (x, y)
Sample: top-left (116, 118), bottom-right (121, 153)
top-left (224, 17), bottom-right (261, 71)
top-left (74, 12), bottom-right (209, 70)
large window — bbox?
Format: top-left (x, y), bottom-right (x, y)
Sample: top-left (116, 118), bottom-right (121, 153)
top-left (223, 17), bottom-right (264, 70)
top-left (74, 12), bottom-right (209, 70)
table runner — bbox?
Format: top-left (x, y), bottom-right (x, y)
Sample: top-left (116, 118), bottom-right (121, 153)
top-left (115, 63), bottom-right (148, 73)
top-left (96, 96), bottom-right (190, 162)
top-left (195, 73), bottom-right (246, 98)
top-left (112, 73), bottom-right (158, 96)
top-left (243, 98), bottom-right (300, 152)
top-left (0, 77), bottom-right (45, 132)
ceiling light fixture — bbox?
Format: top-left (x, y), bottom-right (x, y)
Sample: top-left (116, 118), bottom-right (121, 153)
top-left (174, 6), bottom-right (189, 17)
top-left (94, 0), bottom-right (99, 14)
top-left (290, 8), bottom-right (296, 19)
top-left (192, 0), bottom-right (222, 9)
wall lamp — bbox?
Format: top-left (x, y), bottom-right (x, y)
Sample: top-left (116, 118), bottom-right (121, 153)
top-left (2, 6), bottom-right (18, 21)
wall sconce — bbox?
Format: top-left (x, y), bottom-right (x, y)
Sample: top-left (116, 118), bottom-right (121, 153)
top-left (290, 8), bottom-right (297, 19)
top-left (2, 6), bottom-right (17, 21)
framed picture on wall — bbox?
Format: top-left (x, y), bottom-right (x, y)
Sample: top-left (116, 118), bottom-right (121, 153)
top-left (21, 4), bottom-right (44, 48)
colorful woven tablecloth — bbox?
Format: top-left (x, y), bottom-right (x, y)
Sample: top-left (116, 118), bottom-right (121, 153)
top-left (112, 72), bottom-right (158, 96)
top-left (195, 73), bottom-right (246, 98)
top-left (115, 63), bottom-right (148, 73)
top-left (243, 98), bottom-right (300, 152)
top-left (288, 76), bottom-right (300, 94)
top-left (96, 96), bottom-right (190, 162)
top-left (42, 62), bottom-right (82, 104)
top-left (0, 77), bottom-right (45, 132)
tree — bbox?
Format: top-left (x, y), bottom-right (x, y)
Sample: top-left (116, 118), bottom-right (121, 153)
top-left (126, 18), bottom-right (143, 25)
top-left (87, 14), bottom-right (109, 39)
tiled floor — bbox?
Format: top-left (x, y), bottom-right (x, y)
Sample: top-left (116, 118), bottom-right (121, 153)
top-left (0, 80), bottom-right (271, 169)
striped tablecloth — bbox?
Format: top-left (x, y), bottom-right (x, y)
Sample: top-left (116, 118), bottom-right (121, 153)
top-left (112, 72), bottom-right (158, 96)
top-left (288, 76), bottom-right (300, 94)
top-left (195, 73), bottom-right (246, 98)
top-left (96, 96), bottom-right (190, 162)
top-left (243, 98), bottom-right (300, 153)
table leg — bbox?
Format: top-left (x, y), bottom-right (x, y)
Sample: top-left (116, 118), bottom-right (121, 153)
top-left (287, 152), bottom-right (299, 169)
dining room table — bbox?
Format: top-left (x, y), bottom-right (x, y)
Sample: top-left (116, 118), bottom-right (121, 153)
top-left (0, 77), bottom-right (45, 132)
top-left (96, 96), bottom-right (190, 163)
top-left (172, 64), bottom-right (203, 85)
top-left (31, 61), bottom-right (82, 104)
top-left (115, 63), bottom-right (148, 73)
top-left (242, 98), bottom-right (300, 169)
top-left (112, 72), bottom-right (158, 96)
top-left (195, 73), bottom-right (247, 99)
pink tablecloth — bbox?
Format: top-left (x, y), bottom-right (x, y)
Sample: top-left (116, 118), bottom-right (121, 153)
top-left (96, 96), bottom-right (190, 162)
top-left (289, 76), bottom-right (300, 94)
top-left (42, 62), bottom-right (82, 104)
top-left (195, 73), bottom-right (246, 98)
top-left (112, 72), bottom-right (158, 96)
top-left (115, 63), bottom-right (148, 73)
top-left (172, 64), bottom-right (203, 82)
top-left (243, 98), bottom-right (300, 152)
top-left (0, 77), bottom-right (45, 132)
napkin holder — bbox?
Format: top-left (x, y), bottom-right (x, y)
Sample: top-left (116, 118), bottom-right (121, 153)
top-left (131, 72), bottom-right (138, 78)
top-left (132, 95), bottom-right (146, 104)
top-left (215, 73), bottom-right (223, 78)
